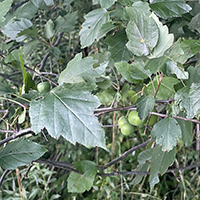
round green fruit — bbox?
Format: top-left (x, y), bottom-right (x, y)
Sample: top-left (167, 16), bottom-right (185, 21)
top-left (37, 82), bottom-right (50, 93)
top-left (121, 123), bottom-right (134, 136)
top-left (118, 116), bottom-right (128, 128)
top-left (128, 110), bottom-right (143, 126)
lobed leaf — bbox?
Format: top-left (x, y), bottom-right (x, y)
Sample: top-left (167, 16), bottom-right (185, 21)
top-left (30, 83), bottom-right (106, 149)
top-left (151, 118), bottom-right (182, 151)
top-left (67, 160), bottom-right (97, 193)
top-left (80, 8), bottom-right (109, 48)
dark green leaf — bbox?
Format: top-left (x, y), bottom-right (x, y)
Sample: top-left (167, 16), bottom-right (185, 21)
top-left (151, 118), bottom-right (182, 151)
top-left (55, 12), bottom-right (78, 33)
top-left (0, 139), bottom-right (47, 170)
top-left (135, 95), bottom-right (155, 121)
top-left (30, 83), bottom-right (106, 149)
top-left (67, 160), bottom-right (97, 193)
top-left (187, 65), bottom-right (200, 85)
top-left (149, 145), bottom-right (175, 191)
top-left (104, 29), bottom-right (133, 62)
top-left (176, 113), bottom-right (193, 146)
top-left (115, 62), bottom-right (151, 83)
top-left (150, 0), bottom-right (192, 19)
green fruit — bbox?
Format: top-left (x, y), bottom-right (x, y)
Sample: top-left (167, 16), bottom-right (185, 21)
top-left (121, 123), bottom-right (134, 136)
top-left (118, 116), bottom-right (128, 128)
top-left (128, 110), bottom-right (143, 126)
top-left (37, 82), bottom-right (50, 93)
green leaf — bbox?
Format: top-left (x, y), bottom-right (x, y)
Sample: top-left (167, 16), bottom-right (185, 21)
top-left (175, 86), bottom-right (194, 119)
top-left (151, 118), bottom-right (182, 151)
top-left (55, 12), bottom-right (78, 33)
top-left (0, 0), bottom-right (14, 23)
top-left (97, 89), bottom-right (115, 105)
top-left (58, 53), bottom-right (105, 85)
top-left (80, 8), bottom-right (109, 48)
top-left (30, 83), bottom-right (106, 149)
top-left (135, 95), bottom-right (155, 121)
top-left (67, 160), bottom-right (97, 193)
top-left (0, 139), bottom-right (47, 170)
top-left (97, 0), bottom-right (117, 9)
top-left (144, 77), bottom-right (179, 100)
top-left (166, 61), bottom-right (188, 79)
top-left (44, 19), bottom-right (55, 39)
top-left (149, 0), bottom-right (192, 19)
top-left (0, 84), bottom-right (16, 96)
top-left (115, 62), bottom-right (151, 83)
top-left (2, 18), bottom-right (33, 39)
top-left (188, 12), bottom-right (200, 30)
top-left (176, 113), bottom-right (193, 146)
top-left (187, 65), bottom-right (200, 85)
top-left (31, 0), bottom-right (46, 8)
top-left (189, 83), bottom-right (200, 117)
top-left (44, 0), bottom-right (54, 6)
top-left (149, 145), bottom-right (175, 191)
top-left (97, 21), bottom-right (115, 39)
top-left (145, 56), bottom-right (169, 74)
top-left (104, 29), bottom-right (133, 62)
top-left (126, 3), bottom-right (159, 56)
top-left (150, 12), bottom-right (174, 58)
top-left (14, 1), bottom-right (38, 20)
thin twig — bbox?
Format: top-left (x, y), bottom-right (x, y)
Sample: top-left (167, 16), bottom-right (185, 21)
top-left (0, 128), bottom-right (33, 147)
top-left (0, 169), bottom-right (10, 187)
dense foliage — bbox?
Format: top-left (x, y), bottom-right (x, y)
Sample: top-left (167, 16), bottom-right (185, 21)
top-left (1, 0), bottom-right (200, 199)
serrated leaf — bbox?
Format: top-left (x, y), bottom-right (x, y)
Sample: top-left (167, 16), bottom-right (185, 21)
top-left (58, 53), bottom-right (104, 85)
top-left (67, 160), bottom-right (97, 193)
top-left (30, 83), bottom-right (106, 149)
top-left (187, 65), bottom-right (200, 85)
top-left (104, 29), bottom-right (133, 62)
top-left (189, 83), bottom-right (200, 117)
top-left (149, 145), bottom-right (175, 191)
top-left (135, 95), bottom-right (155, 121)
top-left (176, 113), bottom-right (193, 146)
top-left (150, 0), bottom-right (192, 19)
top-left (55, 12), bottom-right (77, 33)
top-left (99, 0), bottom-right (117, 9)
top-left (115, 62), bottom-right (151, 83)
top-left (175, 86), bottom-right (194, 119)
top-left (144, 77), bottom-right (179, 100)
top-left (2, 18), bottom-right (33, 39)
top-left (45, 19), bottom-right (55, 39)
top-left (0, 139), bottom-right (47, 170)
top-left (151, 118), bottom-right (182, 151)
top-left (150, 12), bottom-right (174, 58)
top-left (166, 61), bottom-right (188, 79)
top-left (44, 0), bottom-right (54, 6)
top-left (80, 8), bottom-right (109, 48)
top-left (0, 0), bottom-right (14, 23)
top-left (126, 3), bottom-right (159, 56)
